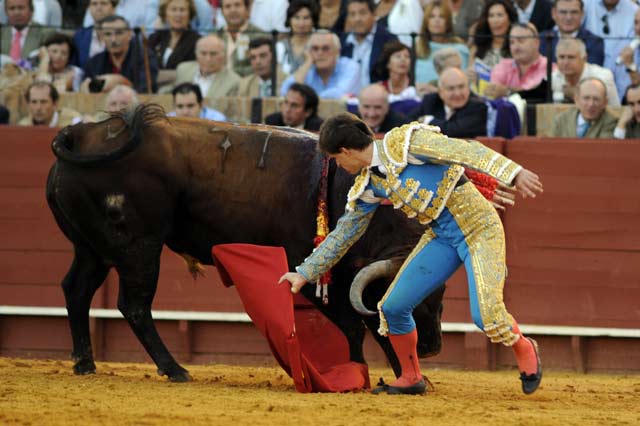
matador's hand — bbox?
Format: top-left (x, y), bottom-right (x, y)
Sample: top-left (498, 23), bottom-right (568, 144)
top-left (491, 183), bottom-right (517, 210)
top-left (278, 272), bottom-right (308, 294)
top-left (514, 169), bottom-right (543, 199)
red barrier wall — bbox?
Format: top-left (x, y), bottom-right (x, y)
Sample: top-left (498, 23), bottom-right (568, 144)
top-left (0, 127), bottom-right (638, 372)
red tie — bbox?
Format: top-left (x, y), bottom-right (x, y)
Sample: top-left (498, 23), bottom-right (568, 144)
top-left (10, 30), bottom-right (22, 62)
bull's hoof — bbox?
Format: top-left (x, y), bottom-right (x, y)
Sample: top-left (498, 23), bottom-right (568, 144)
top-left (157, 367), bottom-right (192, 382)
top-left (169, 371), bottom-right (193, 382)
top-left (73, 359), bottom-right (96, 375)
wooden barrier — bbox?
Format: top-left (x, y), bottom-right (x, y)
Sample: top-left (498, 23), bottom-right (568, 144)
top-left (0, 127), bottom-right (638, 372)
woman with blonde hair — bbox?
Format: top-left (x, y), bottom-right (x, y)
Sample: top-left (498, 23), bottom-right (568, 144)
top-left (414, 0), bottom-right (469, 84)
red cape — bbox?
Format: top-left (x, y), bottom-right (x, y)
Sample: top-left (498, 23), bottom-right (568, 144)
top-left (211, 244), bottom-right (370, 393)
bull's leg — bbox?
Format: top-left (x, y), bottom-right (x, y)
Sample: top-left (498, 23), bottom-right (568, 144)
top-left (414, 284), bottom-right (446, 358)
top-left (361, 317), bottom-right (402, 378)
top-left (62, 245), bottom-right (110, 375)
top-left (115, 245), bottom-right (191, 382)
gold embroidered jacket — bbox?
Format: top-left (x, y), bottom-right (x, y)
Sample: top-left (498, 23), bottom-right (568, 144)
top-left (296, 123), bottom-right (522, 282)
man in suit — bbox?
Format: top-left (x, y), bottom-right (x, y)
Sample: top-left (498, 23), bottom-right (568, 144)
top-left (217, 0), bottom-right (266, 78)
top-left (83, 15), bottom-right (159, 93)
top-left (340, 0), bottom-right (397, 90)
top-left (614, 84), bottom-right (640, 138)
top-left (357, 83), bottom-right (406, 133)
top-left (1, 0), bottom-right (51, 63)
top-left (237, 37), bottom-right (287, 98)
top-left (18, 81), bottom-right (82, 127)
top-left (551, 77), bottom-right (618, 137)
top-left (539, 0), bottom-right (604, 66)
top-left (72, 0), bottom-right (117, 68)
top-left (175, 34), bottom-right (241, 99)
top-left (408, 67), bottom-right (488, 138)
top-left (265, 83), bottom-right (323, 130)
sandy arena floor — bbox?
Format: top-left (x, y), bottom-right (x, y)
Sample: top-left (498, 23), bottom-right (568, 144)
top-left (0, 357), bottom-right (638, 426)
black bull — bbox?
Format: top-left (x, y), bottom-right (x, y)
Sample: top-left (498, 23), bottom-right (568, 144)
top-left (45, 105), bottom-right (445, 382)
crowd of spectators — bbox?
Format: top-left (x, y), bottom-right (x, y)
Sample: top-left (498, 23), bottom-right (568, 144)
top-left (2, 0), bottom-right (640, 140)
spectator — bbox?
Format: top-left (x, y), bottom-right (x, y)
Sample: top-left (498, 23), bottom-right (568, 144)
top-left (583, 0), bottom-right (639, 99)
top-left (217, 0), bottom-right (266, 78)
top-left (357, 83), bottom-right (407, 133)
top-left (276, 0), bottom-right (319, 75)
top-left (153, 0), bottom-right (214, 32)
top-left (418, 47), bottom-right (464, 96)
top-left (512, 0), bottom-right (554, 32)
top-left (83, 15), bottom-right (159, 93)
top-left (487, 22), bottom-right (554, 102)
top-left (73, 0), bottom-right (116, 69)
top-left (168, 82), bottom-right (227, 120)
top-left (83, 0), bottom-right (159, 30)
top-left (340, 0), bottom-right (398, 89)
top-left (0, 0), bottom-right (61, 28)
top-left (238, 37), bottom-right (287, 98)
top-left (407, 67), bottom-right (488, 138)
top-left (0, 104), bottom-right (9, 124)
top-left (104, 83), bottom-right (139, 112)
top-left (383, 0), bottom-right (424, 46)
top-left (175, 35), bottom-right (241, 98)
top-left (249, 0), bottom-right (288, 33)
top-left (18, 81), bottom-right (82, 127)
top-left (414, 0), bottom-right (469, 85)
top-left (539, 0), bottom-right (604, 66)
top-left (614, 84), bottom-right (640, 139)
top-left (449, 0), bottom-right (484, 40)
top-left (148, 0), bottom-right (200, 87)
top-left (318, 0), bottom-right (346, 31)
top-left (611, 8), bottom-right (640, 105)
top-left (35, 33), bottom-right (84, 93)
top-left (470, 0), bottom-right (518, 70)
top-left (1, 0), bottom-right (52, 64)
top-left (265, 82), bottom-right (323, 130)
top-left (552, 38), bottom-right (619, 106)
top-left (280, 30), bottom-right (360, 99)
top-left (551, 77), bottom-right (617, 137)
top-left (376, 40), bottom-right (420, 103)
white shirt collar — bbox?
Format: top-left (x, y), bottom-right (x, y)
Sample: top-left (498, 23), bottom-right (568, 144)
top-left (49, 110), bottom-right (60, 128)
top-left (346, 23), bottom-right (377, 46)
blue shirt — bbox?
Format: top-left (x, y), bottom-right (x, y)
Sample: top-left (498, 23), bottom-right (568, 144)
top-left (168, 106), bottom-right (227, 121)
top-left (280, 57), bottom-right (361, 99)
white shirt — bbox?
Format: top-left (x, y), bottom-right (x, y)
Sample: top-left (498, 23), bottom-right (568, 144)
top-left (515, 0), bottom-right (536, 24)
top-left (89, 28), bottom-right (105, 59)
top-left (346, 23), bottom-right (376, 91)
top-left (48, 110), bottom-right (82, 127)
top-left (194, 70), bottom-right (215, 98)
top-left (249, 0), bottom-right (287, 33)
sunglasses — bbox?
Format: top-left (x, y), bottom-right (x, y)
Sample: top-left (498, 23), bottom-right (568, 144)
top-left (601, 14), bottom-right (610, 35)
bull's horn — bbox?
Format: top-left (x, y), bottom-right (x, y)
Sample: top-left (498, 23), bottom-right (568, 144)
top-left (349, 258), bottom-right (403, 316)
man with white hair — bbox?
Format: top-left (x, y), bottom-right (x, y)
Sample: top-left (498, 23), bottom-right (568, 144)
top-left (552, 37), bottom-right (619, 106)
top-left (175, 34), bottom-right (241, 99)
top-left (280, 30), bottom-right (361, 99)
top-left (104, 83), bottom-right (139, 113)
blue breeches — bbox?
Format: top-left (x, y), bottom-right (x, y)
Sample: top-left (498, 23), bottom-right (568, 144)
top-left (378, 183), bottom-right (519, 346)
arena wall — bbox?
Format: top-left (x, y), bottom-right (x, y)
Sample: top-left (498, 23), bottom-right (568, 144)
top-left (0, 126), bottom-right (638, 373)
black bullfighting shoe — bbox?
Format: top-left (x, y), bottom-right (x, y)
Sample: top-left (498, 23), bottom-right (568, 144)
top-left (371, 377), bottom-right (427, 395)
top-left (519, 338), bottom-right (542, 395)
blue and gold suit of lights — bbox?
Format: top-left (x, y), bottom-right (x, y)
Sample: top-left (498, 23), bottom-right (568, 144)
top-left (296, 123), bottom-right (523, 346)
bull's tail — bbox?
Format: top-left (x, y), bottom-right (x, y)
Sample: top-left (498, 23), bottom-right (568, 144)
top-left (51, 104), bottom-right (166, 167)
